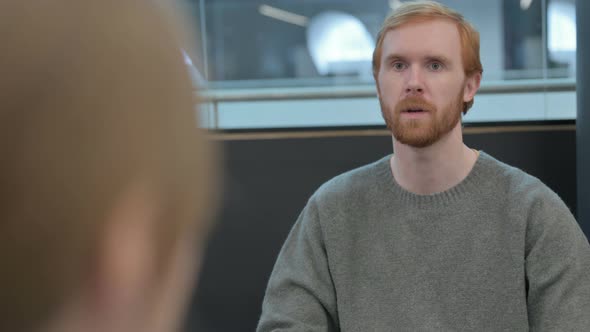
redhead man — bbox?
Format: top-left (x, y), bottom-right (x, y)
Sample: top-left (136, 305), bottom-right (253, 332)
top-left (0, 1), bottom-right (216, 331)
top-left (258, 1), bottom-right (590, 331)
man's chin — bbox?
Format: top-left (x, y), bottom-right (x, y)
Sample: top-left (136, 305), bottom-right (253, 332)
top-left (395, 136), bottom-right (438, 148)
top-left (393, 128), bottom-right (438, 148)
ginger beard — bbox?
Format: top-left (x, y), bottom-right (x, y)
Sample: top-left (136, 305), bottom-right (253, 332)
top-left (379, 90), bottom-right (465, 148)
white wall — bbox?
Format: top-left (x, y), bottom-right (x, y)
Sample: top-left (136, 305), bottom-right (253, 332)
top-left (199, 90), bottom-right (575, 129)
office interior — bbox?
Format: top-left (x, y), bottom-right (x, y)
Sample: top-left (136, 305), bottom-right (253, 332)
top-left (179, 0), bottom-right (589, 330)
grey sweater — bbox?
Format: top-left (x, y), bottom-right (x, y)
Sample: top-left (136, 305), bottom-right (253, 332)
top-left (257, 152), bottom-right (590, 331)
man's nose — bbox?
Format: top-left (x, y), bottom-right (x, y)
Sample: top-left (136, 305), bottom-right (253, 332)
top-left (405, 66), bottom-right (424, 94)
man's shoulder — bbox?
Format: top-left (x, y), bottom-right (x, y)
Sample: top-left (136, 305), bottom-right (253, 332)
top-left (481, 152), bottom-right (569, 211)
top-left (311, 155), bottom-right (391, 205)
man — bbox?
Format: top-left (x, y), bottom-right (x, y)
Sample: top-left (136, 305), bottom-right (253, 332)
top-left (257, 1), bottom-right (590, 331)
top-left (0, 1), bottom-right (216, 332)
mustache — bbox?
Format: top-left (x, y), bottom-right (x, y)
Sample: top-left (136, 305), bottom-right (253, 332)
top-left (394, 97), bottom-right (436, 113)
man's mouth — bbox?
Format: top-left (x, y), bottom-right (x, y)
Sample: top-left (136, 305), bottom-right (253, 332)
top-left (403, 108), bottom-right (427, 113)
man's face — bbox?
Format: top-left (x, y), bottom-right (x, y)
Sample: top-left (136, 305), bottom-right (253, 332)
top-left (376, 19), bottom-right (476, 148)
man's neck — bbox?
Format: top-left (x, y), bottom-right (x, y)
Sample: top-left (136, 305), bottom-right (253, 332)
top-left (390, 124), bottom-right (478, 195)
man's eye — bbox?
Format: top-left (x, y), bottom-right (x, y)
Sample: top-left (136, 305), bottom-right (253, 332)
top-left (429, 62), bottom-right (443, 71)
top-left (392, 62), bottom-right (406, 71)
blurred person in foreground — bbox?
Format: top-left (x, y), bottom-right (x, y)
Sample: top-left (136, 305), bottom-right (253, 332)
top-left (0, 1), bottom-right (216, 332)
top-left (258, 1), bottom-right (590, 331)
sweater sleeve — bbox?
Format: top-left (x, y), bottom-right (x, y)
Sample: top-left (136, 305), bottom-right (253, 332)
top-left (257, 196), bottom-right (339, 332)
top-left (525, 190), bottom-right (590, 331)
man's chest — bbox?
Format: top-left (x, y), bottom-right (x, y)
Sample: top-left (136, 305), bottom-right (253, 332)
top-left (322, 210), bottom-right (529, 331)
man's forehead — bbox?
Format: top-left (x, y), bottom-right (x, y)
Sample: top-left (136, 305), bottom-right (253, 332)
top-left (381, 19), bottom-right (462, 58)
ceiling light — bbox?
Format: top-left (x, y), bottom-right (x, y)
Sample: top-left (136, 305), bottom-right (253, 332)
top-left (259, 4), bottom-right (308, 27)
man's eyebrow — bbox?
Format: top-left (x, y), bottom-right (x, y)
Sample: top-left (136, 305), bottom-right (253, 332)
top-left (425, 55), bottom-right (452, 64)
top-left (382, 54), bottom-right (453, 65)
top-left (383, 54), bottom-right (407, 63)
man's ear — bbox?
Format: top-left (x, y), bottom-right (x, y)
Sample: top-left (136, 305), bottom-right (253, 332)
top-left (91, 183), bottom-right (159, 315)
top-left (463, 72), bottom-right (482, 103)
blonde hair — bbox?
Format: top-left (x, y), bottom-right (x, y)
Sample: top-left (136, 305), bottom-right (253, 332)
top-left (0, 1), bottom-right (215, 331)
top-left (372, 1), bottom-right (483, 113)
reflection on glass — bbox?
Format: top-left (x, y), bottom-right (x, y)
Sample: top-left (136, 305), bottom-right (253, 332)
top-left (307, 11), bottom-right (373, 78)
top-left (181, 0), bottom-right (577, 88)
top-left (502, 0), bottom-right (543, 79)
top-left (547, 0), bottom-right (576, 78)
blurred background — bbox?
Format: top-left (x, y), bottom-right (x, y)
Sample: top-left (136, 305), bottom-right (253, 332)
top-left (175, 1), bottom-right (582, 331)
top-left (180, 0), bottom-right (577, 128)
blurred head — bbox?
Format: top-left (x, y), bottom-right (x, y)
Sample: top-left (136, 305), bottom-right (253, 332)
top-left (0, 1), bottom-right (216, 332)
top-left (372, 1), bottom-right (482, 147)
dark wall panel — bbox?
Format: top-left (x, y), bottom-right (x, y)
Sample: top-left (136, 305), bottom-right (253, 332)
top-left (577, 0), bottom-right (590, 239)
top-left (186, 127), bottom-right (578, 332)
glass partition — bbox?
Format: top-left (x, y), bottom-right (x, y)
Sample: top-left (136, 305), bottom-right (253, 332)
top-left (180, 0), bottom-right (577, 129)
